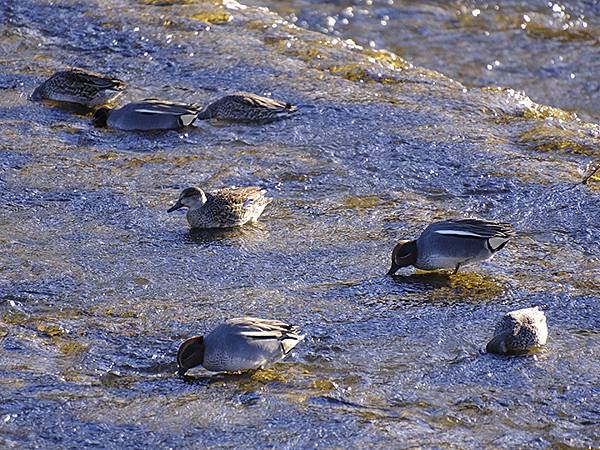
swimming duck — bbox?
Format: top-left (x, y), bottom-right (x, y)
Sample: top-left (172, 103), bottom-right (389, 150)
top-left (486, 306), bottom-right (548, 355)
top-left (31, 68), bottom-right (126, 108)
top-left (167, 186), bottom-right (272, 229)
top-left (177, 317), bottom-right (304, 375)
top-left (92, 100), bottom-right (200, 131)
top-left (196, 92), bottom-right (297, 122)
top-left (388, 218), bottom-right (514, 275)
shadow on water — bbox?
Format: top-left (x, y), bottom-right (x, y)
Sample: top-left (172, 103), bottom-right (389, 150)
top-left (31, 99), bottom-right (97, 116)
top-left (184, 226), bottom-right (263, 245)
top-left (329, 272), bottom-right (510, 307)
top-left (388, 271), bottom-right (455, 290)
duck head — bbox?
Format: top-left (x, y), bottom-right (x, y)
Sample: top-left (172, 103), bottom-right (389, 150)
top-left (92, 107), bottom-right (111, 127)
top-left (388, 240), bottom-right (418, 275)
top-left (167, 187), bottom-right (207, 212)
top-left (485, 332), bottom-right (511, 355)
top-left (176, 336), bottom-right (205, 376)
top-left (30, 85), bottom-right (46, 101)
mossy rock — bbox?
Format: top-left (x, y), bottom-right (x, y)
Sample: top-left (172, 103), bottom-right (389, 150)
top-left (121, 154), bottom-right (201, 168)
top-left (102, 307), bottom-right (139, 318)
top-left (54, 338), bottom-right (89, 356)
top-left (363, 49), bottom-right (412, 71)
top-left (274, 41), bottom-right (323, 63)
top-left (138, 0), bottom-right (195, 5)
top-left (328, 63), bottom-right (397, 84)
top-left (480, 87), bottom-right (576, 122)
top-left (344, 195), bottom-right (381, 210)
top-left (37, 323), bottom-right (65, 337)
top-left (524, 21), bottom-right (595, 42)
top-left (250, 367), bottom-right (288, 382)
top-left (522, 104), bottom-right (576, 121)
top-left (190, 10), bottom-right (232, 25)
top-left (311, 379), bottom-right (337, 391)
top-left (519, 125), bottom-right (597, 156)
top-left (2, 311), bottom-right (30, 326)
top-left (425, 272), bottom-right (505, 302)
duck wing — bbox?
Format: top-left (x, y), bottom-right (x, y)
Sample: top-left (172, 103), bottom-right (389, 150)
top-left (227, 317), bottom-right (305, 354)
top-left (429, 219), bottom-right (514, 239)
top-left (133, 100), bottom-right (200, 125)
top-left (68, 68), bottom-right (126, 90)
top-left (231, 92), bottom-right (296, 111)
top-left (212, 186), bottom-right (268, 204)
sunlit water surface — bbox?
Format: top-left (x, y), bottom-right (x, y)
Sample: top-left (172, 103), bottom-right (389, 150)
top-left (248, 0), bottom-right (600, 122)
top-left (0, 0), bottom-right (599, 448)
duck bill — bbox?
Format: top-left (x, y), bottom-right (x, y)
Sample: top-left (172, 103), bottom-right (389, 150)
top-left (167, 201), bottom-right (183, 213)
top-left (387, 263), bottom-right (401, 276)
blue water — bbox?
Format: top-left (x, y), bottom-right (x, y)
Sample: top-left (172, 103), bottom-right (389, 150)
top-left (0, 0), bottom-right (598, 447)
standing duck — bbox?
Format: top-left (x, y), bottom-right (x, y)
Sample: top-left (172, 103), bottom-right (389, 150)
top-left (31, 68), bottom-right (126, 108)
top-left (92, 99), bottom-right (200, 131)
top-left (167, 186), bottom-right (272, 229)
top-left (486, 306), bottom-right (548, 355)
top-left (196, 92), bottom-right (297, 122)
top-left (388, 218), bottom-right (514, 275)
top-left (177, 317), bottom-right (305, 375)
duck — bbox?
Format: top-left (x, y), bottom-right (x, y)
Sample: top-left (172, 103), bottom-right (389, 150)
top-left (167, 186), bottom-right (272, 229)
top-left (388, 218), bottom-right (514, 275)
top-left (31, 68), bottom-right (126, 108)
top-left (486, 306), bottom-right (548, 355)
top-left (92, 99), bottom-right (200, 131)
top-left (196, 92), bottom-right (297, 122)
top-left (177, 317), bottom-right (305, 375)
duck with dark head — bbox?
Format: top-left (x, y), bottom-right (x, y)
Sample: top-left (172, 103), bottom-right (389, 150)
top-left (388, 219), bottom-right (514, 275)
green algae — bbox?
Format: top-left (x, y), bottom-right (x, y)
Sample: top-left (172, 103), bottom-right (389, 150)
top-left (522, 104), bottom-right (577, 121)
top-left (117, 154), bottom-right (203, 168)
top-left (138, 0), bottom-right (195, 5)
top-left (2, 311), bottom-right (30, 326)
top-left (343, 195), bottom-right (381, 210)
top-left (480, 87), bottom-right (578, 122)
top-left (363, 49), bottom-right (412, 71)
top-left (37, 323), bottom-right (65, 337)
top-left (311, 379), bottom-right (337, 391)
top-left (190, 10), bottom-right (232, 25)
top-left (419, 271), bottom-right (506, 302)
top-left (100, 307), bottom-right (139, 319)
top-left (54, 338), bottom-right (89, 356)
top-left (329, 63), bottom-right (394, 83)
top-left (260, 24), bottom-right (450, 88)
top-left (524, 21), bottom-right (596, 42)
top-left (519, 125), bottom-right (598, 156)
top-left (249, 367), bottom-right (288, 382)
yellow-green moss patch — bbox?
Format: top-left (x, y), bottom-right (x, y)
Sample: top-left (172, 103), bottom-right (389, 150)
top-left (37, 323), bottom-right (65, 337)
top-left (2, 311), bottom-right (30, 326)
top-left (519, 125), bottom-right (597, 156)
top-left (344, 195), bottom-right (381, 210)
top-left (190, 10), bottom-right (232, 24)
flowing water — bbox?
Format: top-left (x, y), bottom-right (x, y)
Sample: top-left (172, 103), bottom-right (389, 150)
top-left (0, 0), bottom-right (599, 448)
top-left (249, 0), bottom-right (600, 123)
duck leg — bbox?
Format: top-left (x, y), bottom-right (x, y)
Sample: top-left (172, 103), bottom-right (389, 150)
top-left (452, 264), bottom-right (461, 275)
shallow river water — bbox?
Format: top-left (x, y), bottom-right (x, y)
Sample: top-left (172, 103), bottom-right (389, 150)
top-left (0, 0), bottom-right (599, 448)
